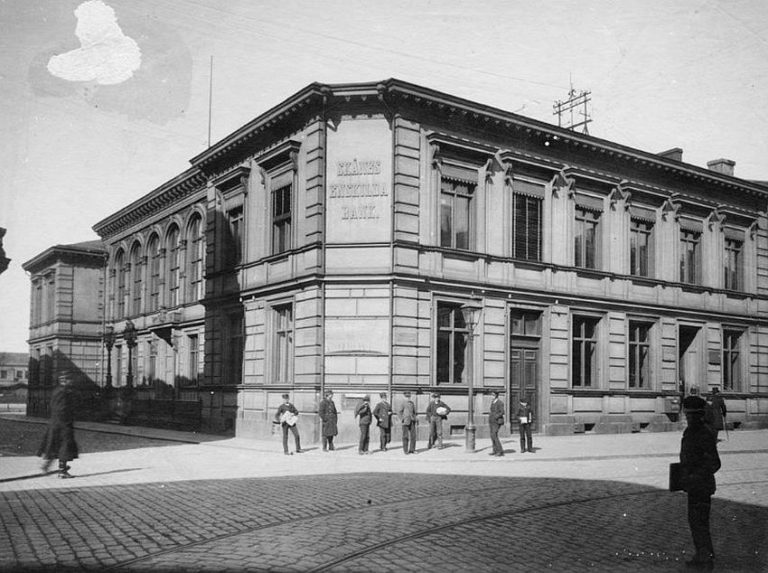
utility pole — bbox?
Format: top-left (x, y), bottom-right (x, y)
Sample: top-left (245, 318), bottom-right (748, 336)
top-left (553, 83), bottom-right (592, 134)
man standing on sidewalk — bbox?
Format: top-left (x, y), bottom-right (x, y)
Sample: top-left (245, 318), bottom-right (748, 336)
top-left (398, 391), bottom-right (417, 454)
top-left (275, 394), bottom-right (302, 455)
top-left (355, 396), bottom-right (373, 455)
top-left (488, 390), bottom-right (505, 456)
top-left (372, 392), bottom-right (392, 451)
top-left (318, 390), bottom-right (338, 452)
top-left (707, 388), bottom-right (727, 441)
top-left (517, 397), bottom-right (534, 453)
top-left (680, 394), bottom-right (721, 569)
top-left (425, 393), bottom-right (450, 449)
top-left (38, 374), bottom-right (79, 478)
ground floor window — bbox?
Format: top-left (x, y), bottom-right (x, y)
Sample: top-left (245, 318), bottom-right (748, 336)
top-left (722, 329), bottom-right (743, 391)
top-left (628, 321), bottom-right (652, 388)
top-left (436, 302), bottom-right (469, 384)
top-left (572, 315), bottom-right (599, 387)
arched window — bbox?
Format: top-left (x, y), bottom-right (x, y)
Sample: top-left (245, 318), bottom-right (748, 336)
top-left (166, 225), bottom-right (180, 307)
top-left (115, 249), bottom-right (125, 319)
top-left (186, 214), bottom-right (204, 303)
top-left (147, 234), bottom-right (161, 312)
top-left (129, 242), bottom-right (142, 316)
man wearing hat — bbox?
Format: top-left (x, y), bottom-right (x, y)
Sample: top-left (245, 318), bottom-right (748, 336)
top-left (488, 390), bottom-right (505, 456)
top-left (318, 389), bottom-right (338, 451)
top-left (274, 394), bottom-right (302, 455)
top-left (372, 392), bottom-right (393, 451)
top-left (355, 395), bottom-right (373, 454)
top-left (707, 388), bottom-right (727, 440)
top-left (397, 391), bottom-right (417, 454)
top-left (38, 373), bottom-right (79, 478)
top-left (425, 392), bottom-right (451, 449)
top-left (679, 394), bottom-right (721, 568)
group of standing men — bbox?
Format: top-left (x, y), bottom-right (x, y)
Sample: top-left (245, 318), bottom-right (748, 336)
top-left (275, 389), bottom-right (535, 456)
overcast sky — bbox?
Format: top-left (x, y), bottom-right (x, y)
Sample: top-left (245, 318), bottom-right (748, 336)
top-left (1, 0), bottom-right (766, 353)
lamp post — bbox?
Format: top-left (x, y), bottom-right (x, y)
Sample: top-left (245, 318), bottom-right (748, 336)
top-left (123, 319), bottom-right (137, 389)
top-left (460, 305), bottom-right (480, 452)
top-left (103, 325), bottom-right (115, 391)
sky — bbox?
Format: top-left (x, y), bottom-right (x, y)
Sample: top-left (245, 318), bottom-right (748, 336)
top-left (1, 0), bottom-right (766, 352)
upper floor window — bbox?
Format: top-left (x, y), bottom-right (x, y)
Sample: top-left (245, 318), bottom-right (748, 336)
top-left (187, 214), bottom-right (204, 302)
top-left (722, 329), bottom-right (742, 391)
top-left (185, 333), bottom-right (199, 387)
top-left (32, 280), bottom-right (42, 325)
top-left (724, 237), bottom-right (743, 291)
top-left (129, 243), bottom-right (142, 316)
top-left (115, 250), bottom-right (126, 319)
top-left (574, 204), bottom-right (601, 269)
top-left (572, 315), bottom-right (599, 387)
top-left (45, 273), bottom-right (55, 322)
top-left (272, 184), bottom-right (292, 255)
top-left (166, 225), bottom-right (180, 308)
top-left (628, 321), bottom-right (651, 388)
top-left (147, 235), bottom-right (161, 313)
top-left (440, 165), bottom-right (476, 250)
top-left (680, 229), bottom-right (702, 285)
top-left (436, 302), bottom-right (470, 384)
top-left (227, 207), bottom-right (243, 267)
top-left (224, 312), bottom-right (244, 385)
top-left (630, 216), bottom-right (654, 278)
top-left (512, 179), bottom-right (544, 262)
top-left (272, 304), bottom-right (294, 384)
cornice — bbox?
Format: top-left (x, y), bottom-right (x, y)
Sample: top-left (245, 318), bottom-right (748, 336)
top-left (23, 243), bottom-right (107, 273)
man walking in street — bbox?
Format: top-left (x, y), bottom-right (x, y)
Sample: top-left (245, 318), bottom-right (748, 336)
top-left (38, 373), bottom-right (79, 478)
top-left (517, 397), bottom-right (534, 453)
top-left (680, 394), bottom-right (721, 569)
top-left (274, 394), bottom-right (302, 455)
top-left (398, 391), bottom-right (417, 454)
top-left (488, 390), bottom-right (505, 456)
top-left (707, 388), bottom-right (727, 441)
top-left (425, 392), bottom-right (450, 449)
top-left (319, 389), bottom-right (338, 452)
top-left (372, 392), bottom-right (392, 451)
top-left (355, 395), bottom-right (373, 454)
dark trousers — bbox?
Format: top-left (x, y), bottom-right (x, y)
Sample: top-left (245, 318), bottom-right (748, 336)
top-left (359, 424), bottom-right (371, 452)
top-left (322, 436), bottom-right (335, 451)
top-left (688, 492), bottom-right (714, 560)
top-left (519, 423), bottom-right (532, 452)
top-left (427, 417), bottom-right (443, 448)
top-left (402, 422), bottom-right (416, 453)
top-left (282, 424), bottom-right (301, 453)
top-left (379, 426), bottom-right (391, 450)
top-left (489, 423), bottom-right (503, 454)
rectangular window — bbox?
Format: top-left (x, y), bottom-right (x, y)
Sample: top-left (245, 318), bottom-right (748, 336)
top-left (436, 303), bottom-right (469, 384)
top-left (115, 345), bottom-right (123, 386)
top-left (572, 316), bottom-right (599, 387)
top-left (272, 304), bottom-right (294, 384)
top-left (33, 281), bottom-right (43, 324)
top-left (0, 370), bottom-right (6, 379)
top-left (45, 275), bottom-right (55, 322)
top-left (440, 178), bottom-right (474, 250)
top-left (724, 239), bottom-right (743, 291)
top-left (510, 310), bottom-right (541, 337)
top-left (680, 230), bottom-right (701, 284)
top-left (575, 207), bottom-right (600, 269)
top-left (225, 313), bottom-right (243, 385)
top-left (186, 334), bottom-right (199, 386)
top-left (227, 207), bottom-right (243, 267)
top-left (513, 194), bottom-right (542, 261)
top-left (272, 184), bottom-right (292, 255)
top-left (628, 321), bottom-right (651, 388)
top-left (148, 340), bottom-right (157, 384)
top-left (722, 330), bottom-right (742, 391)
top-left (630, 219), bottom-right (653, 277)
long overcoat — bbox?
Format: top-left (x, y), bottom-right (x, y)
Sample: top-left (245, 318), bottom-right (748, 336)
top-left (372, 400), bottom-right (392, 429)
top-left (318, 397), bottom-right (338, 436)
top-left (37, 384), bottom-right (79, 462)
top-left (709, 395), bottom-right (727, 431)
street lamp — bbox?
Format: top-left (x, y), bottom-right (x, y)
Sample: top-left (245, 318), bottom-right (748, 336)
top-left (103, 325), bottom-right (115, 390)
top-left (123, 319), bottom-right (137, 388)
top-left (460, 304), bottom-right (481, 452)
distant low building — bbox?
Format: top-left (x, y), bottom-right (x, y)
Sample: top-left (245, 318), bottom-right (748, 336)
top-left (0, 352), bottom-right (28, 385)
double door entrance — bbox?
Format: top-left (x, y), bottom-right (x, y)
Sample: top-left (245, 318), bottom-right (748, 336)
top-left (509, 309), bottom-right (540, 432)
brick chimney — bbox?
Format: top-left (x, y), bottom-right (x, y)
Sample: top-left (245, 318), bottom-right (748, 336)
top-left (707, 158), bottom-right (735, 177)
top-left (658, 147), bottom-right (683, 161)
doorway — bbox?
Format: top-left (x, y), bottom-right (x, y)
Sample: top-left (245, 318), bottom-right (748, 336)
top-left (678, 324), bottom-right (702, 396)
top-left (509, 309), bottom-right (541, 432)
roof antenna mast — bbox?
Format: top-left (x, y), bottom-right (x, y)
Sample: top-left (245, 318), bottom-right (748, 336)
top-left (207, 55), bottom-right (214, 148)
top-left (553, 76), bottom-right (592, 134)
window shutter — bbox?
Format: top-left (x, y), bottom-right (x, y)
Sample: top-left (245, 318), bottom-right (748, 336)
top-left (679, 217), bottom-right (703, 233)
top-left (629, 205), bottom-right (656, 222)
top-left (441, 163), bottom-right (479, 184)
top-left (574, 193), bottom-right (603, 212)
top-left (513, 179), bottom-right (545, 199)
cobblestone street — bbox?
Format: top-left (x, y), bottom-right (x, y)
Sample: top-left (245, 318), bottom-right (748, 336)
top-left (1, 417), bottom-right (766, 572)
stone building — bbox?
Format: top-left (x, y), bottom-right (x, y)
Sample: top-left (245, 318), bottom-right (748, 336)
top-left (23, 241), bottom-right (107, 416)
top-left (86, 79), bottom-right (766, 441)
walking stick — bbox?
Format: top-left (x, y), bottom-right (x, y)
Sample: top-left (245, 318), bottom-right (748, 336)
top-left (723, 419), bottom-right (729, 441)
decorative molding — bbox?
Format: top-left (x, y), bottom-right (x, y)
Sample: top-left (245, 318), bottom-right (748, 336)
top-left (550, 168), bottom-right (575, 198)
top-left (609, 181), bottom-right (632, 210)
top-left (254, 139), bottom-right (301, 172)
top-left (707, 208), bottom-right (726, 231)
top-left (661, 197), bottom-right (681, 221)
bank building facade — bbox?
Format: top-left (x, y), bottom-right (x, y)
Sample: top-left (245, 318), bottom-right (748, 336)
top-left (37, 79), bottom-right (766, 442)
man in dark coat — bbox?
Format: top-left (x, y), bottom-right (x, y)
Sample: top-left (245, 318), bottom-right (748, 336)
top-left (318, 390), bottom-right (338, 451)
top-left (425, 392), bottom-right (451, 449)
top-left (707, 388), bottom-right (727, 440)
top-left (38, 375), bottom-right (79, 478)
top-left (274, 393), bottom-right (302, 455)
top-left (355, 395), bottom-right (373, 455)
top-left (372, 392), bottom-right (392, 451)
top-left (488, 390), bottom-right (505, 456)
top-left (516, 398), bottom-right (534, 453)
top-left (680, 394), bottom-right (721, 569)
top-left (397, 391), bottom-right (417, 454)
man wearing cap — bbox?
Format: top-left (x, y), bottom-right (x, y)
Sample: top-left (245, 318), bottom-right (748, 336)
top-left (425, 392), bottom-right (451, 449)
top-left (274, 394), bottom-right (302, 455)
top-left (372, 392), bottom-right (393, 451)
top-left (488, 390), bottom-right (505, 456)
top-left (355, 395), bottom-right (373, 455)
top-left (707, 388), bottom-right (727, 440)
top-left (398, 391), bottom-right (417, 454)
top-left (318, 390), bottom-right (338, 451)
top-left (679, 394), bottom-right (721, 568)
top-left (517, 397), bottom-right (534, 453)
